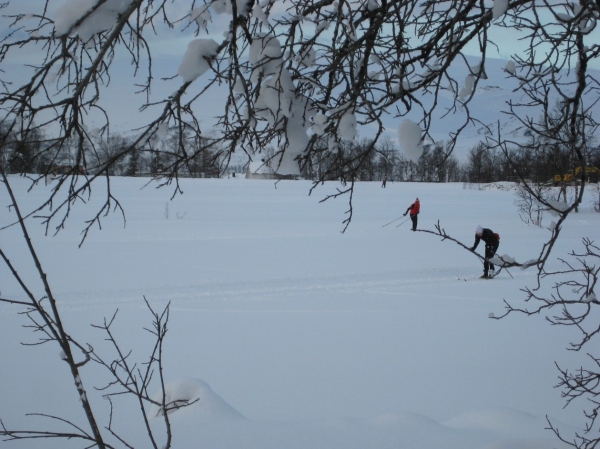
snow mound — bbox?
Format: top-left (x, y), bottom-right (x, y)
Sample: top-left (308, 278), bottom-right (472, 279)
top-left (149, 378), bottom-right (245, 421)
top-left (481, 437), bottom-right (570, 449)
top-left (443, 407), bottom-right (549, 438)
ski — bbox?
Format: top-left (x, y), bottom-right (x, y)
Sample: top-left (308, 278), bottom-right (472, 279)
top-left (457, 273), bottom-right (498, 281)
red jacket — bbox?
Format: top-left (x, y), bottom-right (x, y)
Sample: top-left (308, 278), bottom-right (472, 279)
top-left (406, 201), bottom-right (420, 216)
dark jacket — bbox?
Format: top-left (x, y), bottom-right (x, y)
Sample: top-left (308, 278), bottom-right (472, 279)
top-left (472, 228), bottom-right (498, 250)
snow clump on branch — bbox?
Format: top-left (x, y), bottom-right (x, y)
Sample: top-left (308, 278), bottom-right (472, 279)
top-left (247, 32), bottom-right (319, 175)
top-left (398, 119), bottom-right (423, 163)
top-left (211, 0), bottom-right (250, 17)
top-left (249, 34), bottom-right (283, 80)
top-left (54, 0), bottom-right (135, 41)
top-left (492, 0), bottom-right (509, 19)
top-left (191, 5), bottom-right (211, 31)
top-left (312, 113), bottom-right (328, 135)
top-left (582, 292), bottom-right (597, 303)
top-left (505, 60), bottom-right (516, 75)
top-left (489, 254), bottom-right (516, 267)
top-left (338, 110), bottom-right (357, 141)
top-left (178, 39), bottom-right (220, 83)
top-left (459, 75), bottom-right (475, 100)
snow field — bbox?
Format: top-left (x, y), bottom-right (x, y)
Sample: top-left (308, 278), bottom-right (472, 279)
top-left (1, 175), bottom-right (598, 449)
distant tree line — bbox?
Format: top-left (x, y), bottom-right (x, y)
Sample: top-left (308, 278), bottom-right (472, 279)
top-left (2, 124), bottom-right (599, 185)
top-left (466, 139), bottom-right (600, 185)
top-left (299, 137), bottom-right (463, 183)
top-left (299, 134), bottom-right (600, 185)
top-left (0, 124), bottom-right (224, 178)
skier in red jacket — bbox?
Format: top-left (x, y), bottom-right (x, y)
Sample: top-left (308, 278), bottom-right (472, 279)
top-left (403, 198), bottom-right (420, 231)
top-left (470, 225), bottom-right (500, 278)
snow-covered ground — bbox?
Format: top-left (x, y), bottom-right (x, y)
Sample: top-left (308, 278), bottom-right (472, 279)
top-left (1, 175), bottom-right (598, 449)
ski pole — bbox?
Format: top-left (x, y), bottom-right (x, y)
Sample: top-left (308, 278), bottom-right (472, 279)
top-left (396, 217), bottom-right (410, 227)
top-left (382, 216), bottom-right (404, 227)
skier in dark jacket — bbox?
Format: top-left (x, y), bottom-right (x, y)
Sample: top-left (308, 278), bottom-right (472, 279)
top-left (470, 225), bottom-right (500, 278)
top-left (403, 198), bottom-right (420, 231)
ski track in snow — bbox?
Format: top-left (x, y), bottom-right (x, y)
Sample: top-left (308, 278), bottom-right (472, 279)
top-left (1, 266), bottom-right (533, 313)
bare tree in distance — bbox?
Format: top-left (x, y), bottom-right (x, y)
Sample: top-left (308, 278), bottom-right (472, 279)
top-left (1, 0), bottom-right (600, 447)
top-left (514, 182), bottom-right (550, 227)
top-left (593, 182), bottom-right (600, 212)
